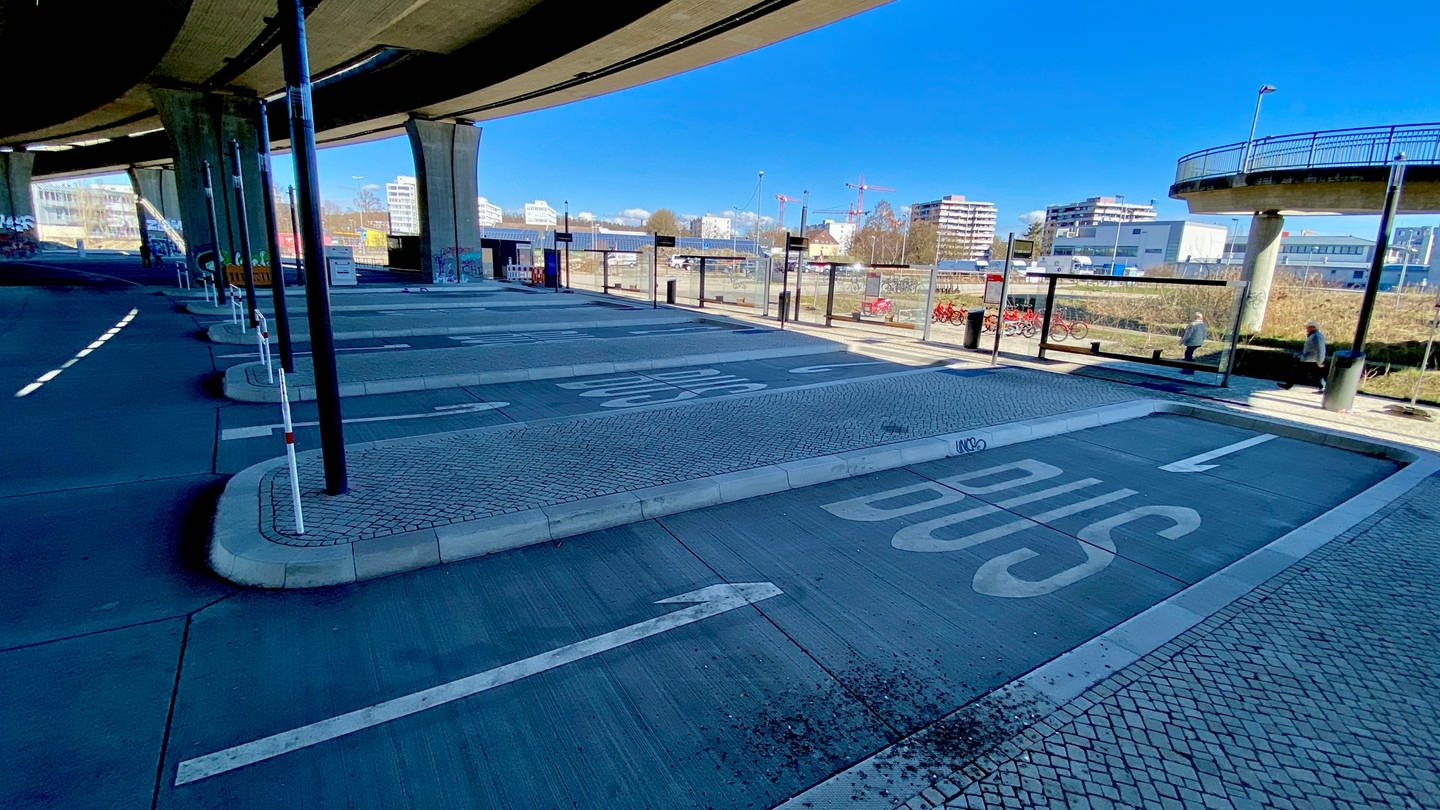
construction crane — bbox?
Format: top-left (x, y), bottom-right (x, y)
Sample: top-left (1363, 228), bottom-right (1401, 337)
top-left (844, 174), bottom-right (894, 224)
top-left (774, 194), bottom-right (802, 231)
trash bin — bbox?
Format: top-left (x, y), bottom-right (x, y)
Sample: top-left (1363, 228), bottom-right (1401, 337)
top-left (665, 278), bottom-right (677, 305)
top-left (1322, 350), bottom-right (1364, 413)
top-left (777, 291), bottom-right (792, 323)
top-left (962, 308), bottom-right (985, 349)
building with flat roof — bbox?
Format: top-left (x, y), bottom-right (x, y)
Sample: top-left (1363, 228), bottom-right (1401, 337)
top-left (1044, 196), bottom-right (1157, 242)
top-left (476, 197), bottom-right (502, 227)
top-left (911, 194), bottom-right (996, 260)
top-left (691, 214), bottom-right (732, 240)
top-left (386, 176), bottom-right (419, 235)
top-left (1050, 220), bottom-right (1226, 272)
top-left (524, 200), bottom-right (558, 227)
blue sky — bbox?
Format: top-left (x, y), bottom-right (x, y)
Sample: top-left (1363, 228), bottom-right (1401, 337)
top-left (99, 0), bottom-right (1440, 236)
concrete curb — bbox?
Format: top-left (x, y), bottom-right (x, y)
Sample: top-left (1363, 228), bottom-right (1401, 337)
top-left (204, 311), bottom-right (700, 344)
top-left (774, 404), bottom-right (1437, 809)
top-left (220, 343), bottom-right (838, 402)
top-left (209, 398), bottom-right (1431, 589)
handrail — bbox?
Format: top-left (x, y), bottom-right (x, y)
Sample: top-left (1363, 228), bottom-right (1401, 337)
top-left (1175, 123), bottom-right (1440, 184)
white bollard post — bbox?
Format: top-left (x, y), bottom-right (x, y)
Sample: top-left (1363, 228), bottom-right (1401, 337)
top-left (255, 310), bottom-right (273, 384)
top-left (278, 369), bottom-right (305, 535)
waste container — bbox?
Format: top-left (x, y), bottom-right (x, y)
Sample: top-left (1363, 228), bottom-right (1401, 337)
top-left (1322, 350), bottom-right (1364, 413)
top-left (777, 291), bottom-right (792, 323)
top-left (962, 308), bottom-right (985, 349)
top-left (665, 278), bottom-right (677, 304)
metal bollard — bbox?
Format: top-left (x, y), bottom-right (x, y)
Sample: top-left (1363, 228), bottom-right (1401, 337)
top-left (255, 309), bottom-right (273, 384)
top-left (278, 369), bottom-right (305, 535)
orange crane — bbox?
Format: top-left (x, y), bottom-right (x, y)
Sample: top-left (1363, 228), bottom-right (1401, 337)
top-left (844, 174), bottom-right (894, 224)
top-left (774, 194), bottom-right (802, 231)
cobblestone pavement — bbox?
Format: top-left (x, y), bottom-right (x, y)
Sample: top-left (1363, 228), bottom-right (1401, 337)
top-left (241, 327), bottom-right (833, 387)
top-left (262, 368), bottom-right (1146, 545)
top-left (871, 472), bottom-right (1440, 810)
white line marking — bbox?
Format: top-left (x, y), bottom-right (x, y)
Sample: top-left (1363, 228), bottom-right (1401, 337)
top-left (215, 344), bottom-right (410, 359)
top-left (174, 582), bottom-right (782, 786)
top-left (788, 361), bottom-right (890, 374)
top-left (1160, 434), bottom-right (1277, 473)
top-left (627, 326), bottom-right (727, 335)
top-left (221, 401), bottom-right (508, 440)
top-left (14, 308), bottom-right (138, 398)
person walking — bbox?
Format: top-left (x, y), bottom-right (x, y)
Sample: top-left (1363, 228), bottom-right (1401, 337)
top-left (1179, 312), bottom-right (1207, 375)
top-left (1278, 320), bottom-right (1328, 391)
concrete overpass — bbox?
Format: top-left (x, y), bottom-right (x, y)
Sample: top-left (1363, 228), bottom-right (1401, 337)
top-left (0, 0), bottom-right (888, 278)
top-left (1170, 123), bottom-right (1440, 331)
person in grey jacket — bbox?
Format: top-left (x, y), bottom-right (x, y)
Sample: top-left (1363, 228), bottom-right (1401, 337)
top-left (1179, 312), bottom-right (1207, 375)
top-left (1279, 321), bottom-right (1328, 391)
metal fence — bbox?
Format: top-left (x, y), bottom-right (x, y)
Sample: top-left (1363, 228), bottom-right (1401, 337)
top-left (1175, 123), bottom-right (1440, 183)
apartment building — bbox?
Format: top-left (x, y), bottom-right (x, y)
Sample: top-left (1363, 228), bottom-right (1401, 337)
top-left (911, 194), bottom-right (996, 260)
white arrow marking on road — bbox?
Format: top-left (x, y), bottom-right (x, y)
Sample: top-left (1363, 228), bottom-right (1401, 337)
top-left (788, 361), bottom-right (889, 374)
top-left (216, 344), bottom-right (411, 359)
top-left (174, 582), bottom-right (782, 786)
top-left (220, 401), bottom-right (508, 441)
top-left (1160, 434), bottom-right (1277, 473)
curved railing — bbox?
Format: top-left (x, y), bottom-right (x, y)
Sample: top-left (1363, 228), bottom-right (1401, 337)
top-left (1174, 123), bottom-right (1440, 184)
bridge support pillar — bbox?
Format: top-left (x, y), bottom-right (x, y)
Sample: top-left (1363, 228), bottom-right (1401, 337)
top-left (127, 166), bottom-right (182, 265)
top-left (406, 118), bottom-right (483, 285)
top-left (151, 88), bottom-right (270, 276)
top-left (0, 151), bottom-right (38, 255)
top-left (1239, 210), bottom-right (1284, 334)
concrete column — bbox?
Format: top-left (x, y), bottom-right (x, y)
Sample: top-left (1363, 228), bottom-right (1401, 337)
top-left (151, 88), bottom-right (270, 273)
top-left (0, 151), bottom-right (38, 254)
top-left (127, 166), bottom-right (184, 263)
top-left (1238, 210), bottom-right (1284, 334)
top-left (405, 118), bottom-right (482, 284)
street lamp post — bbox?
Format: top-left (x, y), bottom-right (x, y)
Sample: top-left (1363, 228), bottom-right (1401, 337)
top-left (1243, 84), bottom-right (1277, 172)
top-left (1228, 217), bottom-right (1239, 265)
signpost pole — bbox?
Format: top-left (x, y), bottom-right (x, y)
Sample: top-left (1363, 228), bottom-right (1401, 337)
top-left (990, 233), bottom-right (1015, 365)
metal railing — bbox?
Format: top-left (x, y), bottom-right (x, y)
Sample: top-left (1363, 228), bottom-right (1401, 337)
top-left (1175, 123), bottom-right (1440, 183)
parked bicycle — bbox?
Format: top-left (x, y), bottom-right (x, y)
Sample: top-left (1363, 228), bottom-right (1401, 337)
top-left (981, 307), bottom-right (1036, 338)
top-left (931, 299), bottom-right (963, 325)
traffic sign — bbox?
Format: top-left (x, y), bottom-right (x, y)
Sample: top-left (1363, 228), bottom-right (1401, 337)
top-left (787, 235), bottom-right (809, 251)
top-left (555, 232), bottom-right (573, 243)
top-left (654, 235), bottom-right (676, 247)
top-left (1012, 239), bottom-right (1035, 259)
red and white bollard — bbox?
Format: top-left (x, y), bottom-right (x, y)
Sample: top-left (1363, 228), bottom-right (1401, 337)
top-left (254, 309), bottom-right (273, 384)
top-left (229, 284), bottom-right (244, 329)
top-left (278, 369), bottom-right (305, 535)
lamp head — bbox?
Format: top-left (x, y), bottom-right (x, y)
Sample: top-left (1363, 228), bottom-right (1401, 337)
top-left (1259, 84), bottom-right (1277, 94)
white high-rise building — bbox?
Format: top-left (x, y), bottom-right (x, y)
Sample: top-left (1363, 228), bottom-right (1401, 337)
top-left (911, 194), bottom-right (997, 260)
top-left (477, 196), bottom-right (502, 227)
top-left (1043, 196), bottom-right (1156, 241)
top-left (691, 214), bottom-right (733, 239)
top-left (1049, 220), bottom-right (1226, 272)
top-left (524, 200), bottom-right (558, 227)
top-left (386, 176), bottom-right (419, 235)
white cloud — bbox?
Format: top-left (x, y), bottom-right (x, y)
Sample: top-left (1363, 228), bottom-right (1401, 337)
top-left (1019, 210), bottom-right (1046, 226)
top-left (576, 211), bottom-right (595, 222)
top-left (615, 207), bottom-right (651, 226)
top-left (362, 183), bottom-right (382, 193)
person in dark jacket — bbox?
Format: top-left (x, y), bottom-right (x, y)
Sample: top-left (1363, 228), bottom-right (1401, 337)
top-left (1278, 321), bottom-right (1327, 391)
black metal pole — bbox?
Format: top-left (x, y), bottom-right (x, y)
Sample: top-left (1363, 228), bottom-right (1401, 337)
top-left (1351, 156), bottom-right (1407, 354)
top-left (229, 140), bottom-right (260, 328)
top-left (779, 231), bottom-right (792, 329)
top-left (201, 161), bottom-right (224, 293)
top-left (825, 262), bottom-right (838, 326)
top-left (563, 207), bottom-right (570, 290)
top-left (698, 257), bottom-right (706, 307)
top-left (1039, 276), bottom-right (1057, 359)
top-left (280, 0), bottom-right (347, 495)
top-left (651, 241), bottom-right (658, 308)
top-left (288, 185), bottom-right (304, 285)
top-left (257, 104), bottom-right (294, 372)
top-left (602, 250), bottom-right (609, 294)
top-left (794, 192), bottom-right (808, 321)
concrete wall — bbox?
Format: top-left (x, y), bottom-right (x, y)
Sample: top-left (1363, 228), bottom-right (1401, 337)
top-left (0, 151), bottom-right (38, 254)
